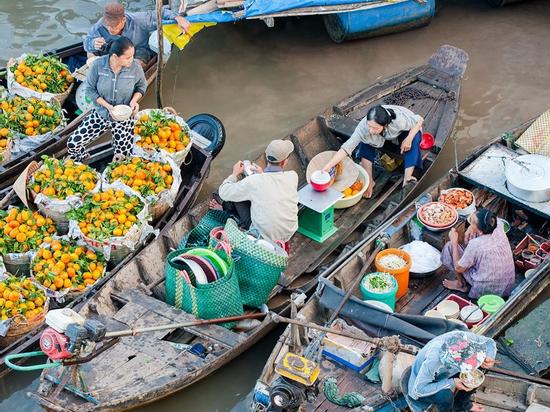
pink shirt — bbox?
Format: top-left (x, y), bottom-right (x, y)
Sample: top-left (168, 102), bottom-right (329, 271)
top-left (459, 221), bottom-right (515, 298)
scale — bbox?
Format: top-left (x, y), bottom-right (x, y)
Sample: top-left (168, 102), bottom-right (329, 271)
top-left (297, 185), bottom-right (342, 243)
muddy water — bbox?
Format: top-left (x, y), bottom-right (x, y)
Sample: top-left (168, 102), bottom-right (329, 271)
top-left (1, 0), bottom-right (549, 410)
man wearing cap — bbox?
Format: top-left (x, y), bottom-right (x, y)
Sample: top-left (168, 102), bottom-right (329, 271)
top-left (84, 3), bottom-right (190, 66)
top-left (214, 140), bottom-right (299, 243)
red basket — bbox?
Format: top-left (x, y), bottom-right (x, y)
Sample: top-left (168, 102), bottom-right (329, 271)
top-left (440, 294), bottom-right (490, 329)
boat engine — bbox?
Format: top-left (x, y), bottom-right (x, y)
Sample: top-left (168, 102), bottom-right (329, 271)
top-left (40, 309), bottom-right (106, 361)
top-left (269, 353), bottom-right (319, 412)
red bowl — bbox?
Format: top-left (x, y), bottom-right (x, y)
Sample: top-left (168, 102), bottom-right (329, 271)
top-left (420, 132), bottom-right (435, 150)
top-left (310, 170), bottom-right (331, 192)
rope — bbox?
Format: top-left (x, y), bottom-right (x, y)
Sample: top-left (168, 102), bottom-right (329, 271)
top-left (323, 377), bottom-right (365, 408)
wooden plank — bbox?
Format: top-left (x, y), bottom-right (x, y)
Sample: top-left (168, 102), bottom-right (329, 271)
top-left (113, 300), bottom-right (148, 325)
top-left (113, 289), bottom-right (246, 348)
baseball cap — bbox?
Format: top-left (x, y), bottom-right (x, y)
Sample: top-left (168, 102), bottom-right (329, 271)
top-left (265, 140), bottom-right (294, 163)
top-left (104, 3), bottom-right (125, 25)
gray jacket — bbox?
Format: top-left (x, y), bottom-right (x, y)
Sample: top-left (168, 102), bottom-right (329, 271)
top-left (86, 55), bottom-right (147, 119)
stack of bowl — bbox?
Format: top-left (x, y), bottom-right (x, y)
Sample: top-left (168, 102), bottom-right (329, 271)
top-left (436, 300), bottom-right (460, 319)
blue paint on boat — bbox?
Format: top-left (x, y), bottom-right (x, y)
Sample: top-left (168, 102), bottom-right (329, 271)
top-left (323, 0), bottom-right (436, 42)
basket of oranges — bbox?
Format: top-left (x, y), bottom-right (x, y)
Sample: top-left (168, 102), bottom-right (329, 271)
top-left (28, 156), bottom-right (101, 233)
top-left (30, 237), bottom-right (107, 303)
top-left (0, 95), bottom-right (65, 156)
top-left (7, 54), bottom-right (75, 105)
top-left (67, 185), bottom-right (153, 264)
top-left (0, 207), bottom-right (57, 276)
top-left (133, 108), bottom-right (193, 166)
top-left (0, 273), bottom-right (49, 347)
top-left (103, 155), bottom-right (181, 221)
top-left (0, 131), bottom-right (13, 166)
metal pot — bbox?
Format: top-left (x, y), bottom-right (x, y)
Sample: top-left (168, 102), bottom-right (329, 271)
top-left (505, 154), bottom-right (550, 203)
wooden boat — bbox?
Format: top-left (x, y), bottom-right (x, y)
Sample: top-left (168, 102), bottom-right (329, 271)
top-left (0, 43), bottom-right (158, 187)
top-left (27, 45), bottom-right (467, 411)
top-left (0, 118), bottom-right (225, 376)
top-left (252, 118), bottom-right (550, 412)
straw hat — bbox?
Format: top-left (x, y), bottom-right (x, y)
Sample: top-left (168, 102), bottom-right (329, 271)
top-left (306, 151), bottom-right (359, 192)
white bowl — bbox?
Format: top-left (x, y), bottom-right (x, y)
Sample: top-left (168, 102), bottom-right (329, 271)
top-left (436, 300), bottom-right (460, 319)
top-left (525, 268), bottom-right (536, 279)
top-left (460, 305), bottom-right (484, 323)
top-left (311, 170), bottom-right (331, 184)
top-left (363, 300), bottom-right (393, 313)
top-left (424, 309), bottom-right (446, 319)
top-left (111, 105), bottom-right (133, 121)
top-left (334, 164), bottom-right (370, 209)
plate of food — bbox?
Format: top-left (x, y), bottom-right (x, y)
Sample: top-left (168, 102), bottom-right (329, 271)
top-left (417, 202), bottom-right (458, 231)
top-left (438, 188), bottom-right (475, 216)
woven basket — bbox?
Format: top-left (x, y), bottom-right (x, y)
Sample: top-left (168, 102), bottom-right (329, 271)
top-left (0, 299), bottom-right (49, 348)
top-left (224, 219), bottom-right (288, 308)
top-left (165, 248), bottom-right (243, 328)
top-left (150, 200), bottom-right (170, 222)
top-left (2, 253), bottom-right (32, 277)
top-left (0, 138), bottom-right (13, 166)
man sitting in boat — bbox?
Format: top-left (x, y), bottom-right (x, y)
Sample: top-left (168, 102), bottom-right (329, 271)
top-left (408, 331), bottom-right (496, 412)
top-left (211, 140), bottom-right (298, 243)
top-left (441, 208), bottom-right (515, 298)
top-left (84, 3), bottom-right (190, 67)
top-left (322, 105), bottom-right (424, 198)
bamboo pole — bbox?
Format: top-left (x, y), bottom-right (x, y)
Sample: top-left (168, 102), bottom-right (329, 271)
top-left (155, 0), bottom-right (164, 108)
top-left (104, 312), bottom-right (266, 338)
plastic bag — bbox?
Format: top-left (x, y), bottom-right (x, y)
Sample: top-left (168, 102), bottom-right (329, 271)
top-left (400, 241), bottom-right (441, 273)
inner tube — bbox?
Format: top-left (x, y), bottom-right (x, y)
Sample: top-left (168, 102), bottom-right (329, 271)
top-left (186, 113), bottom-right (226, 158)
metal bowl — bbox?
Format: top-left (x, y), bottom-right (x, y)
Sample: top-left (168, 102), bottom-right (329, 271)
top-left (505, 154), bottom-right (550, 203)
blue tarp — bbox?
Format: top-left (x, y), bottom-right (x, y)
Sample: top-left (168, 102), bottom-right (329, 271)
top-left (186, 0), bottom-right (397, 23)
top-left (245, 0), bottom-right (381, 16)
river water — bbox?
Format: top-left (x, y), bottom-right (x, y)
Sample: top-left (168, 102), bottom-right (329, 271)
top-left (0, 0), bottom-right (549, 410)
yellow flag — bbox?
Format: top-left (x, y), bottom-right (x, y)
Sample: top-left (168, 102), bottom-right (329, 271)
top-left (162, 22), bottom-right (216, 50)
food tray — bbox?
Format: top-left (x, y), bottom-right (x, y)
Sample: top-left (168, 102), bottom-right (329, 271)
top-left (437, 294), bottom-right (490, 329)
top-left (512, 234), bottom-right (549, 271)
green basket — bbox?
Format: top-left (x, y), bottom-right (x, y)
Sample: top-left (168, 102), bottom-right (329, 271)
top-left (165, 248), bottom-right (243, 327)
top-left (224, 219), bottom-right (288, 308)
top-left (179, 209), bottom-right (229, 249)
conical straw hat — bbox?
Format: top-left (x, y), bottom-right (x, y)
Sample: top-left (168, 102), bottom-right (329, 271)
top-left (306, 151), bottom-right (359, 192)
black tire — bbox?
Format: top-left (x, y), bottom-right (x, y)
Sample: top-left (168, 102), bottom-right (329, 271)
top-left (186, 113), bottom-right (226, 159)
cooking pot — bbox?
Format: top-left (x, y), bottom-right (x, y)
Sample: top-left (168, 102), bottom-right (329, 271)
top-left (505, 154), bottom-right (550, 203)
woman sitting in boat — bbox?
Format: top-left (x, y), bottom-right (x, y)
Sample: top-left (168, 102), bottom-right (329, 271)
top-left (408, 331), bottom-right (496, 412)
top-left (67, 36), bottom-right (146, 162)
top-left (323, 105), bottom-right (424, 198)
top-left (442, 208), bottom-right (515, 299)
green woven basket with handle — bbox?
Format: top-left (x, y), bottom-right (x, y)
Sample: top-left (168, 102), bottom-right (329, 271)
top-left (224, 219), bottom-right (288, 308)
top-left (165, 248), bottom-right (243, 327)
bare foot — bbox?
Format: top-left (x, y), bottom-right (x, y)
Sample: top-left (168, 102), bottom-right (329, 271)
top-left (443, 279), bottom-right (469, 293)
top-left (209, 198), bottom-right (223, 210)
top-left (403, 176), bottom-right (418, 187)
top-left (363, 181), bottom-right (375, 198)
top-left (471, 403), bottom-right (485, 412)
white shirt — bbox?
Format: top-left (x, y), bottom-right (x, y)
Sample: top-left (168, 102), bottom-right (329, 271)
top-left (219, 170), bottom-right (299, 242)
top-left (341, 105), bottom-right (423, 154)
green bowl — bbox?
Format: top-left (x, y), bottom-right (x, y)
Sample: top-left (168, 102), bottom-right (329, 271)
top-left (477, 294), bottom-right (505, 314)
top-left (186, 248), bottom-right (229, 276)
